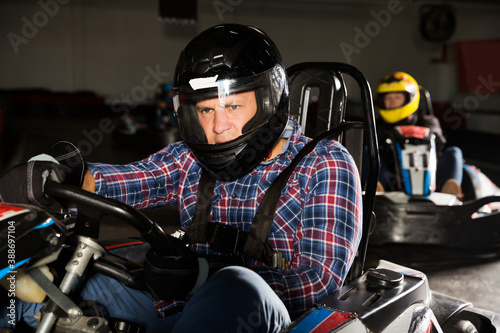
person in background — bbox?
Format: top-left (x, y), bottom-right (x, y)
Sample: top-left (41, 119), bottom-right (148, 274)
top-left (375, 71), bottom-right (463, 195)
top-left (154, 81), bottom-right (180, 144)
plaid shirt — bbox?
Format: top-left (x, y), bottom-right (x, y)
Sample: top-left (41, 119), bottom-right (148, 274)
top-left (87, 117), bottom-right (362, 318)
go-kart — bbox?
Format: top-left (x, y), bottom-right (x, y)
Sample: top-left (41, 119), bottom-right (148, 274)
top-left (0, 179), bottom-right (174, 332)
top-left (367, 88), bottom-right (500, 252)
top-left (0, 62), bottom-right (499, 333)
top-left (370, 131), bottom-right (500, 250)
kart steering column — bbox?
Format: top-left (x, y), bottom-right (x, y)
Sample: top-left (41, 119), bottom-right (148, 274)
top-left (30, 236), bottom-right (106, 333)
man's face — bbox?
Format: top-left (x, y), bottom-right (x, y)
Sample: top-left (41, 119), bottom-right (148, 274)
top-left (196, 91), bottom-right (257, 144)
top-left (384, 92), bottom-right (406, 109)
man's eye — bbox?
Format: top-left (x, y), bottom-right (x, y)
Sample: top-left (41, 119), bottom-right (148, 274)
top-left (199, 108), bottom-right (213, 114)
top-left (228, 105), bottom-right (239, 111)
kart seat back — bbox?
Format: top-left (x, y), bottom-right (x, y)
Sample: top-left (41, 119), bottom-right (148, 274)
top-left (287, 62), bottom-right (379, 281)
top-left (418, 85), bottom-right (434, 117)
top-left (288, 64), bottom-right (364, 174)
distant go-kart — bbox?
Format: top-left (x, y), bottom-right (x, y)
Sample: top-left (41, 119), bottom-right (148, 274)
top-left (285, 62), bottom-right (500, 332)
top-left (368, 95), bottom-right (500, 252)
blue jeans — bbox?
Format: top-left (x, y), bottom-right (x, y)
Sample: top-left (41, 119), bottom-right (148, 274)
top-left (1, 266), bottom-right (290, 332)
top-left (436, 146), bottom-right (463, 191)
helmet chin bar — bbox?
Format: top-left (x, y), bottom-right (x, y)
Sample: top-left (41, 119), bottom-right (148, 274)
top-left (188, 113), bottom-right (286, 181)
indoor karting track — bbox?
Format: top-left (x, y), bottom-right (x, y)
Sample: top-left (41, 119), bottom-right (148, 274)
top-left (3, 109), bottom-right (500, 314)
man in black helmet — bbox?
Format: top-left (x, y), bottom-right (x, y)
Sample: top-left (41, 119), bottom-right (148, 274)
top-left (0, 24), bottom-right (362, 332)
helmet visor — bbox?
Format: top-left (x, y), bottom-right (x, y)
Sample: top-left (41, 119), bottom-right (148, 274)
top-left (173, 65), bottom-right (287, 145)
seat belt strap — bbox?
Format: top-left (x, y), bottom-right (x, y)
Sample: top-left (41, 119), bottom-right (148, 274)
top-left (244, 122), bottom-right (362, 264)
top-left (183, 170), bottom-right (216, 244)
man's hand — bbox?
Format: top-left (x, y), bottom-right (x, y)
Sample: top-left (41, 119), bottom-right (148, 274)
top-left (0, 159), bottom-right (72, 206)
top-left (144, 235), bottom-right (245, 300)
top-left (0, 141), bottom-right (86, 206)
top-left (47, 140), bottom-right (86, 186)
top-left (82, 169), bottom-right (96, 193)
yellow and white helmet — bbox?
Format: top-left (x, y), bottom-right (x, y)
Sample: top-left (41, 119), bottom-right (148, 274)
top-left (376, 72), bottom-right (420, 124)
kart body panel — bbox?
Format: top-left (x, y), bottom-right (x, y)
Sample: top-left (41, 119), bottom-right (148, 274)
top-left (0, 203), bottom-right (67, 280)
top-left (393, 125), bottom-right (437, 197)
top-left (371, 191), bottom-right (500, 249)
top-left (286, 260), bottom-right (499, 333)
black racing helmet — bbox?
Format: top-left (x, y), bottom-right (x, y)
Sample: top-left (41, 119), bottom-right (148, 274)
top-left (172, 24), bottom-right (289, 181)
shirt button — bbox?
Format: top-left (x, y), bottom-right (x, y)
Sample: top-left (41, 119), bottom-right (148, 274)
top-left (231, 193), bottom-right (237, 199)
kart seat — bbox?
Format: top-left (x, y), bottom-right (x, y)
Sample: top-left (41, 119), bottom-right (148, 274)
top-left (418, 85), bottom-right (434, 117)
top-left (286, 62), bottom-right (379, 281)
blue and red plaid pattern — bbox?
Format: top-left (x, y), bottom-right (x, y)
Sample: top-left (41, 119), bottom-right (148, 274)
top-left (87, 117), bottom-right (362, 318)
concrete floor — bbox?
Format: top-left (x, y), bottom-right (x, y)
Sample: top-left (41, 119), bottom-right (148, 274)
top-left (3, 110), bottom-right (500, 316)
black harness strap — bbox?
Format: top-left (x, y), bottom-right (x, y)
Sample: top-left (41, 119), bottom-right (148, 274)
top-left (184, 121), bottom-right (362, 266)
top-left (245, 122), bottom-right (361, 264)
top-left (183, 170), bottom-right (216, 244)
